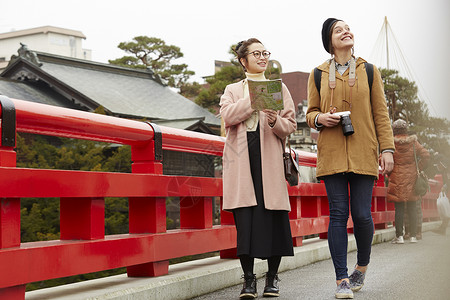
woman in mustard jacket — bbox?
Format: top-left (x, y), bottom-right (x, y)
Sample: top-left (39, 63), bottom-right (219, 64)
top-left (220, 38), bottom-right (296, 299)
top-left (306, 18), bottom-right (394, 299)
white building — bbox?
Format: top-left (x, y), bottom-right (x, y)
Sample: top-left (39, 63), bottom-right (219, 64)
top-left (0, 26), bottom-right (91, 69)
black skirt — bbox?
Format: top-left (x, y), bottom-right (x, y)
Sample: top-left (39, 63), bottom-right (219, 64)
top-left (232, 124), bottom-right (294, 259)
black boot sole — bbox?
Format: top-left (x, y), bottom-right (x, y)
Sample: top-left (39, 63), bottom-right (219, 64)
top-left (263, 291), bottom-right (280, 297)
top-left (240, 292), bottom-right (258, 299)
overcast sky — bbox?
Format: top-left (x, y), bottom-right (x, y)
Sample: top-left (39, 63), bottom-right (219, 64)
top-left (1, 0), bottom-right (449, 119)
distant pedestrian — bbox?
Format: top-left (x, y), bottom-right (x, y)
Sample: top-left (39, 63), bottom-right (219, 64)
top-left (387, 119), bottom-right (430, 244)
top-left (220, 38), bottom-right (296, 299)
top-left (432, 152), bottom-right (449, 235)
top-left (306, 18), bottom-right (395, 299)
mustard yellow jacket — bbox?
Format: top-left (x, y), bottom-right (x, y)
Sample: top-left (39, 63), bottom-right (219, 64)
top-left (306, 58), bottom-right (394, 178)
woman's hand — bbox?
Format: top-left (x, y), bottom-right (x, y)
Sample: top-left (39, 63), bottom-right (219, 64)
top-left (263, 109), bottom-right (277, 127)
top-left (380, 152), bottom-right (394, 176)
top-left (317, 112), bottom-right (341, 127)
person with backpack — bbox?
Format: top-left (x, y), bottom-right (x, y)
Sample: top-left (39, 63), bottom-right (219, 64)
top-left (306, 18), bottom-right (395, 299)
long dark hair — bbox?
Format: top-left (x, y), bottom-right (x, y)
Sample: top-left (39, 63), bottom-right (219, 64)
top-left (233, 38), bottom-right (262, 72)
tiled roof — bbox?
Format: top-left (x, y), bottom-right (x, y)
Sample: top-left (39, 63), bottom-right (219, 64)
top-left (1, 51), bottom-right (219, 128)
top-left (0, 78), bottom-right (81, 109)
top-left (36, 54), bottom-right (219, 126)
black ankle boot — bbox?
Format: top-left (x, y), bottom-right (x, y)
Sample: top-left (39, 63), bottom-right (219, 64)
top-left (240, 272), bottom-right (257, 299)
top-left (263, 272), bottom-right (280, 297)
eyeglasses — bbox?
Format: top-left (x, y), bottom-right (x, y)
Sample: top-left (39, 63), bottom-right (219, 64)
top-left (249, 50), bottom-right (271, 59)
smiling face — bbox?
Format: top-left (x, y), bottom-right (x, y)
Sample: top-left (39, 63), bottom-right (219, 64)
top-left (240, 43), bottom-right (268, 74)
top-left (330, 21), bottom-right (354, 53)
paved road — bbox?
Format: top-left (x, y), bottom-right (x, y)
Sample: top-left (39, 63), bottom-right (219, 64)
top-left (192, 230), bottom-right (450, 300)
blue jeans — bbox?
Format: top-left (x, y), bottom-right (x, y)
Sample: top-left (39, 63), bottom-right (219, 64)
top-left (323, 173), bottom-right (375, 280)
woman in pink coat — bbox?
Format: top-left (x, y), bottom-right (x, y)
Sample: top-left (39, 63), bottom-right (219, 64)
top-left (220, 38), bottom-right (296, 299)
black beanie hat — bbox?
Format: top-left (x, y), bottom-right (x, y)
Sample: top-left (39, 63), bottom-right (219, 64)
top-left (322, 18), bottom-right (342, 53)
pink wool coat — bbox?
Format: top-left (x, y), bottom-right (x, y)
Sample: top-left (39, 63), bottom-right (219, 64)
top-left (219, 80), bottom-right (296, 211)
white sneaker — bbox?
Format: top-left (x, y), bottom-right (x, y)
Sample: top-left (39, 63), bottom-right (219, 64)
top-left (410, 237), bottom-right (418, 243)
top-left (391, 236), bottom-right (404, 244)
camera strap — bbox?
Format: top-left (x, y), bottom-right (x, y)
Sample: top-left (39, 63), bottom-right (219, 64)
top-left (328, 57), bottom-right (356, 112)
top-left (328, 59), bottom-right (336, 111)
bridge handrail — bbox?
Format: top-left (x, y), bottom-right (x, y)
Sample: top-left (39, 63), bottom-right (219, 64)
top-left (7, 98), bottom-right (225, 155)
top-left (0, 97), bottom-right (441, 299)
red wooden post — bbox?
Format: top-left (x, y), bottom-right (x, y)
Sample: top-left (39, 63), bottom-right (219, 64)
top-left (319, 195), bottom-right (329, 239)
top-left (127, 123), bottom-right (168, 277)
top-left (0, 148), bottom-right (16, 167)
top-left (220, 197), bottom-right (234, 225)
top-left (129, 197), bottom-right (166, 234)
top-left (289, 196), bottom-right (303, 246)
top-left (289, 196), bottom-right (301, 219)
top-left (220, 212), bottom-right (234, 225)
top-left (376, 173), bottom-right (386, 186)
top-left (128, 196), bottom-right (167, 277)
top-left (130, 140), bottom-right (163, 175)
top-left (220, 197), bottom-right (237, 259)
top-left (127, 261), bottom-right (170, 277)
top-left (0, 115), bottom-right (18, 248)
top-left (0, 285), bottom-right (26, 300)
top-left (300, 196), bottom-right (320, 218)
top-left (373, 195), bottom-right (388, 229)
top-left (0, 96), bottom-right (16, 169)
top-left (0, 198), bottom-right (21, 249)
top-left (0, 97), bottom-right (26, 299)
top-left (374, 223), bottom-right (388, 229)
top-left (0, 143), bottom-right (20, 249)
top-left (60, 197), bottom-right (105, 240)
top-left (320, 195), bottom-right (329, 216)
top-left (375, 196), bottom-right (386, 212)
top-left (180, 196), bottom-right (212, 229)
top-left (220, 248), bottom-right (237, 259)
top-left (319, 232), bottom-right (328, 239)
top-left (292, 236), bottom-right (304, 247)
top-left (387, 201), bottom-right (395, 211)
top-left (129, 133), bottom-right (166, 234)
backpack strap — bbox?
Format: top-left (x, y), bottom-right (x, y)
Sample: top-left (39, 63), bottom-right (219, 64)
top-left (314, 67), bottom-right (322, 97)
top-left (364, 62), bottom-right (374, 94)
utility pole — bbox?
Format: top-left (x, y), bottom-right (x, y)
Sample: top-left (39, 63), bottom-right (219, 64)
top-left (384, 16), bottom-right (396, 120)
top-left (385, 16), bottom-right (390, 70)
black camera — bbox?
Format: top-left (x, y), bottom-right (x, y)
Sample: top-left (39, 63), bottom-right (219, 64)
top-left (335, 111), bottom-right (354, 136)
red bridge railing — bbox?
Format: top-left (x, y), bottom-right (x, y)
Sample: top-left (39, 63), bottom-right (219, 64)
top-left (0, 97), bottom-right (442, 299)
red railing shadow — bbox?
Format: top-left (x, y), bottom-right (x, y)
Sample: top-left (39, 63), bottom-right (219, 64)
top-left (0, 97), bottom-right (442, 299)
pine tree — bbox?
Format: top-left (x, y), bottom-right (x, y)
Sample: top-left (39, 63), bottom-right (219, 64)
top-left (380, 68), bottom-right (450, 166)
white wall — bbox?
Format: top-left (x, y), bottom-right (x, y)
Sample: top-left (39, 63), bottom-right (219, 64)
top-left (0, 30), bottom-right (91, 67)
